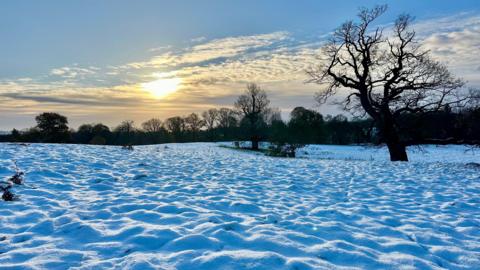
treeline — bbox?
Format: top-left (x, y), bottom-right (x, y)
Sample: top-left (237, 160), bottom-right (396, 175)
top-left (1, 106), bottom-right (479, 147)
top-left (1, 83), bottom-right (479, 150)
top-left (0, 109), bottom-right (372, 145)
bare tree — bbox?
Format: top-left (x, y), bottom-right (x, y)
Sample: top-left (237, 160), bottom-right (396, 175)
top-left (218, 108), bottom-right (238, 129)
top-left (307, 5), bottom-right (473, 161)
top-left (165, 116), bottom-right (185, 142)
top-left (202, 109), bottom-right (219, 141)
top-left (114, 120), bottom-right (135, 133)
top-left (114, 120), bottom-right (136, 145)
top-left (234, 83), bottom-right (270, 150)
top-left (202, 109), bottom-right (219, 131)
top-left (185, 113), bottom-right (205, 141)
top-left (142, 118), bottom-right (163, 133)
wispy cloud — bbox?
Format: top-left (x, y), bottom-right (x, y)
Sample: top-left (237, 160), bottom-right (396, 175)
top-left (421, 15), bottom-right (480, 83)
top-left (119, 31), bottom-right (291, 70)
top-left (190, 36), bottom-right (207, 43)
top-left (50, 65), bottom-right (99, 79)
top-left (148, 45), bottom-right (172, 53)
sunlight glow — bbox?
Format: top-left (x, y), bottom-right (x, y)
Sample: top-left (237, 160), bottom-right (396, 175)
top-left (142, 76), bottom-right (181, 98)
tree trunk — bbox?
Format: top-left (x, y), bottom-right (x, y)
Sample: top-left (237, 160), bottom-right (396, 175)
top-left (386, 141), bottom-right (408, 161)
top-left (381, 115), bottom-right (408, 161)
top-left (251, 139), bottom-right (259, 150)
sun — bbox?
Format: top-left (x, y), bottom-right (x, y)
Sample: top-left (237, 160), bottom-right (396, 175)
top-left (142, 77), bottom-right (181, 98)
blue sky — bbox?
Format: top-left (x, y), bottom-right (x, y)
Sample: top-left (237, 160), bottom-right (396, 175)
top-left (1, 1), bottom-right (479, 129)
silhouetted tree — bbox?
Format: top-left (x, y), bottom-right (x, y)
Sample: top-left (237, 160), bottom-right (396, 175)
top-left (142, 118), bottom-right (163, 133)
top-left (185, 113), bottom-right (204, 141)
top-left (74, 123), bottom-right (111, 144)
top-left (217, 108), bottom-right (238, 140)
top-left (307, 5), bottom-right (473, 161)
top-left (139, 118), bottom-right (165, 144)
top-left (10, 129), bottom-right (21, 142)
top-left (91, 124), bottom-right (110, 144)
top-left (325, 115), bottom-right (353, 145)
top-left (268, 116), bottom-right (306, 157)
top-left (234, 83), bottom-right (271, 150)
top-left (35, 112), bottom-right (70, 143)
top-left (92, 123), bottom-right (110, 137)
top-left (75, 124), bottom-right (94, 144)
top-left (165, 116), bottom-right (186, 142)
top-left (465, 107), bottom-right (480, 144)
top-left (114, 120), bottom-right (136, 145)
top-left (218, 108), bottom-right (238, 129)
top-left (269, 119), bottom-right (288, 143)
top-left (202, 109), bottom-right (219, 130)
top-left (202, 109), bottom-right (219, 141)
top-left (115, 120), bottom-right (135, 133)
top-left (288, 107), bottom-right (325, 144)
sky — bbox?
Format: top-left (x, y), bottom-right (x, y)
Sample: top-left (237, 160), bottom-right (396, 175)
top-left (0, 0), bottom-right (479, 130)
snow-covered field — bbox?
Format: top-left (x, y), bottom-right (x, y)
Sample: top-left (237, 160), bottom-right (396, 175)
top-left (0, 143), bottom-right (479, 269)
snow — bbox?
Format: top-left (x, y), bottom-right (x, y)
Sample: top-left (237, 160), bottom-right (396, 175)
top-left (299, 144), bottom-right (480, 163)
top-left (0, 142), bottom-right (479, 269)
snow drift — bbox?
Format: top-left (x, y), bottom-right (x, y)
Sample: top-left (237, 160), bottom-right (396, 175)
top-left (0, 143), bottom-right (479, 269)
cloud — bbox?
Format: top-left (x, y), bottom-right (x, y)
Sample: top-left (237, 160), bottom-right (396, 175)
top-left (413, 12), bottom-right (480, 37)
top-left (190, 36), bottom-right (207, 43)
top-left (50, 65), bottom-right (99, 79)
top-left (118, 31), bottom-right (291, 70)
top-left (420, 15), bottom-right (480, 84)
top-left (180, 31), bottom-right (290, 63)
top-left (148, 45), bottom-right (172, 52)
top-left (0, 77), bottom-right (149, 109)
top-left (2, 12), bottom-right (480, 129)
